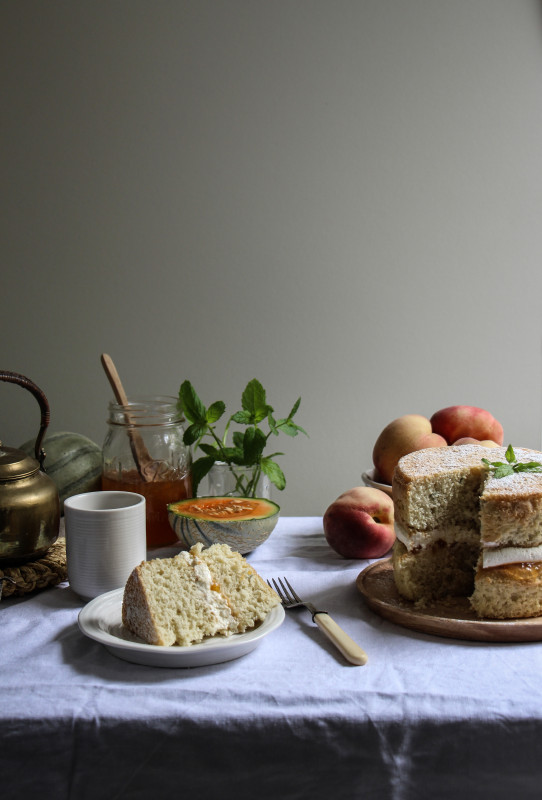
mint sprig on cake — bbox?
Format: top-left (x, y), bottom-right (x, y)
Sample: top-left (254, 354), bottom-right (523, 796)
top-left (482, 444), bottom-right (542, 479)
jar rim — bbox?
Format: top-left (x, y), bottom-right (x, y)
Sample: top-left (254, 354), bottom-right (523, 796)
top-left (107, 395), bottom-right (185, 426)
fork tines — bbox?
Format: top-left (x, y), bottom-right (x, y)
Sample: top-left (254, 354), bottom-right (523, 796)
top-left (267, 577), bottom-right (301, 606)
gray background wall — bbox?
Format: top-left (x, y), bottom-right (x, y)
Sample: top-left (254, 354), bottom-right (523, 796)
top-left (2, 0), bottom-right (542, 516)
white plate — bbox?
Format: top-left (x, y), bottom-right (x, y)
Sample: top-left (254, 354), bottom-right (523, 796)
top-left (361, 469), bottom-right (392, 496)
top-left (78, 589), bottom-right (285, 668)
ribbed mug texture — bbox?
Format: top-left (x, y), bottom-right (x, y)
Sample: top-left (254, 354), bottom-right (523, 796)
top-left (65, 491), bottom-right (146, 600)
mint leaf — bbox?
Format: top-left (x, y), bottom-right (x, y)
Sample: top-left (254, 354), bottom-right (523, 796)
top-left (242, 427), bottom-right (266, 465)
top-left (276, 420), bottom-right (301, 437)
top-left (198, 443), bottom-right (220, 458)
top-left (206, 401), bottom-right (226, 424)
top-left (505, 444), bottom-right (516, 464)
top-left (515, 461), bottom-right (542, 473)
top-left (261, 457), bottom-right (286, 490)
top-left (287, 397), bottom-right (301, 420)
top-left (493, 463), bottom-right (514, 478)
top-left (231, 410), bottom-right (252, 425)
top-left (183, 422), bottom-right (207, 446)
top-left (220, 446), bottom-right (245, 465)
top-left (274, 418), bottom-right (308, 437)
top-left (241, 379), bottom-right (272, 423)
top-left (179, 381), bottom-right (206, 424)
top-left (190, 455), bottom-right (216, 494)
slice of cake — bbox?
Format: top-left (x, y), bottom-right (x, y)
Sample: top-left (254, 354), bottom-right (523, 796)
top-left (392, 444), bottom-right (542, 618)
top-left (392, 445), bottom-right (486, 602)
top-left (472, 450), bottom-right (542, 618)
top-left (122, 542), bottom-right (280, 646)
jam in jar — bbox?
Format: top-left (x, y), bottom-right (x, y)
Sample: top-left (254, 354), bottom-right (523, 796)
top-left (102, 396), bottom-right (192, 547)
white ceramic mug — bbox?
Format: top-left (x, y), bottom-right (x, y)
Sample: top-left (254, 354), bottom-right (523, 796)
top-left (64, 491), bottom-right (146, 601)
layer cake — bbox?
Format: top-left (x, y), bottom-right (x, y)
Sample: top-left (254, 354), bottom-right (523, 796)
top-left (391, 444), bottom-right (542, 618)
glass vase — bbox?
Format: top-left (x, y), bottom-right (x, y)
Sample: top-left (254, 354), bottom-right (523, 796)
top-left (206, 462), bottom-right (271, 499)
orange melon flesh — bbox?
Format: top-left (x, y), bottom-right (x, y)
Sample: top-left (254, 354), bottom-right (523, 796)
top-left (169, 496), bottom-right (278, 522)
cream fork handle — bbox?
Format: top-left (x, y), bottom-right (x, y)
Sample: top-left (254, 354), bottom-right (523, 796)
top-left (313, 612), bottom-right (368, 666)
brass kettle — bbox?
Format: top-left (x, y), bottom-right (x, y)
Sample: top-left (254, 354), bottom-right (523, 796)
top-left (0, 371), bottom-right (60, 564)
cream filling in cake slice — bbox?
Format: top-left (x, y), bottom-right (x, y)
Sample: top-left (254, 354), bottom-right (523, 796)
top-left (394, 520), bottom-right (479, 551)
top-left (481, 543), bottom-right (542, 569)
top-left (184, 553), bottom-right (236, 630)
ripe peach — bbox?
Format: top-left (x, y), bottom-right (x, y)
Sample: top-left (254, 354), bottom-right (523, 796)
top-left (372, 414), bottom-right (447, 485)
top-left (430, 406), bottom-right (504, 446)
top-left (323, 486), bottom-right (395, 559)
top-left (453, 437), bottom-right (500, 448)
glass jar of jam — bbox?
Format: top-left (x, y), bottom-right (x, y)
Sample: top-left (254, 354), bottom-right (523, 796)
top-left (101, 396), bottom-right (192, 548)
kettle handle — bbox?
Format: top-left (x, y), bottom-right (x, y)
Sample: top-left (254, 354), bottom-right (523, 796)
top-left (0, 370), bottom-right (51, 469)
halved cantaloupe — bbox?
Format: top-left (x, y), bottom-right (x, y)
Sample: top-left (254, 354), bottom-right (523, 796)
top-left (168, 496), bottom-right (280, 554)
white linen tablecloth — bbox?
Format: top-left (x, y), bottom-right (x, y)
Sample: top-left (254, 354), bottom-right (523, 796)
top-left (2, 517), bottom-right (542, 800)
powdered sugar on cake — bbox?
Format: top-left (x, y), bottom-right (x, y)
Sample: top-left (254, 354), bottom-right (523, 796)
top-left (395, 444), bottom-right (489, 477)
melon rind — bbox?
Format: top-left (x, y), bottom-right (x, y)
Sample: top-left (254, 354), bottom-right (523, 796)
top-left (19, 431), bottom-right (102, 513)
top-left (167, 496), bottom-right (280, 555)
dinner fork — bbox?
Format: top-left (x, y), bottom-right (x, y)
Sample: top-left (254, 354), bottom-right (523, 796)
top-left (268, 577), bottom-right (368, 666)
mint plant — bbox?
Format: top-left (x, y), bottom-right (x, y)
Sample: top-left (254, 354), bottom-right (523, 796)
top-left (177, 378), bottom-right (307, 496)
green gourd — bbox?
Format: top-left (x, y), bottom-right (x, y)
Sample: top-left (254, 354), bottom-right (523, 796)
top-left (19, 431), bottom-right (102, 513)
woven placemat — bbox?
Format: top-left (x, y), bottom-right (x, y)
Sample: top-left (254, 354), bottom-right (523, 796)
top-left (0, 539), bottom-right (67, 599)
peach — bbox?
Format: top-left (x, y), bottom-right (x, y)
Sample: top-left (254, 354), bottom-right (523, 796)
top-left (323, 486), bottom-right (395, 559)
top-left (372, 414), bottom-right (447, 485)
top-left (430, 405), bottom-right (504, 446)
top-left (453, 437), bottom-right (500, 448)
